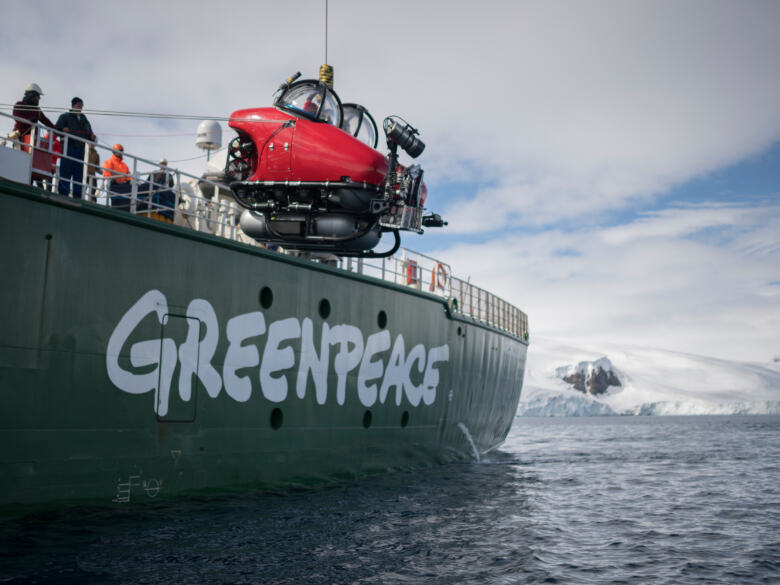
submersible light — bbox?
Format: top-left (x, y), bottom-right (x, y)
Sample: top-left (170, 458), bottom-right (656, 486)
top-left (384, 118), bottom-right (425, 158)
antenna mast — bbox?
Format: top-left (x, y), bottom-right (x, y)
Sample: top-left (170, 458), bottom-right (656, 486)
top-left (319, 0), bottom-right (334, 87)
top-left (325, 0), bottom-right (328, 63)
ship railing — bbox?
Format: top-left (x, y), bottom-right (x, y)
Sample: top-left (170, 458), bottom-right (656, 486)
top-left (0, 111), bottom-right (249, 243)
top-left (2, 112), bottom-right (528, 340)
top-left (338, 249), bottom-right (529, 340)
top-left (338, 249), bottom-right (453, 296)
top-left (448, 275), bottom-right (529, 340)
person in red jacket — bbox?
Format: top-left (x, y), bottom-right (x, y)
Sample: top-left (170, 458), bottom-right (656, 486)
top-left (102, 144), bottom-right (132, 210)
top-left (12, 83), bottom-right (54, 138)
top-left (12, 83), bottom-right (55, 187)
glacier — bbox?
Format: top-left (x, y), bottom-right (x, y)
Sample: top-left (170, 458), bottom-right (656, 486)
top-left (517, 337), bottom-right (780, 416)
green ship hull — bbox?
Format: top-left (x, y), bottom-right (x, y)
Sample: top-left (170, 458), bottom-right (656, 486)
top-left (0, 178), bottom-right (527, 508)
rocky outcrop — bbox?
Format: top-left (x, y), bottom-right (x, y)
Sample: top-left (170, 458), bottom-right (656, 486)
top-left (563, 367), bottom-right (621, 395)
top-left (556, 357), bottom-right (622, 396)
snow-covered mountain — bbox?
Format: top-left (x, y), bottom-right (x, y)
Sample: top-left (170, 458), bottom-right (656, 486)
top-left (518, 337), bottom-right (780, 416)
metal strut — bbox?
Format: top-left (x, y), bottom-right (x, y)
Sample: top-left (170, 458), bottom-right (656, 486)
top-left (319, 230), bottom-right (401, 258)
top-left (228, 180), bottom-right (382, 211)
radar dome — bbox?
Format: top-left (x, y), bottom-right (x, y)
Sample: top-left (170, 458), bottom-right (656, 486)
top-left (196, 120), bottom-right (222, 151)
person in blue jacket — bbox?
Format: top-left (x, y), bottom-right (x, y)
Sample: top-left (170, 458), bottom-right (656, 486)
top-left (148, 158), bottom-right (176, 222)
top-left (56, 97), bottom-right (96, 198)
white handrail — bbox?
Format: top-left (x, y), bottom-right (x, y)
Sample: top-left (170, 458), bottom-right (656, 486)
top-left (2, 109), bottom-right (528, 340)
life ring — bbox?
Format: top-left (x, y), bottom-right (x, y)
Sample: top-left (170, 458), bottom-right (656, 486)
top-left (429, 262), bottom-right (448, 291)
top-left (406, 259), bottom-right (419, 285)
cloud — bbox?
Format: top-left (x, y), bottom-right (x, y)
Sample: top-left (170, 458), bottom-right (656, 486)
top-left (417, 0), bottom-right (780, 228)
top-left (2, 1), bottom-right (779, 360)
top-left (431, 202), bottom-right (780, 361)
top-left (598, 204), bottom-right (761, 245)
top-left (4, 1), bottom-right (780, 199)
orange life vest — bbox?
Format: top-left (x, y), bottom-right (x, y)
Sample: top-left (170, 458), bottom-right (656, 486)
top-left (102, 155), bottom-right (130, 182)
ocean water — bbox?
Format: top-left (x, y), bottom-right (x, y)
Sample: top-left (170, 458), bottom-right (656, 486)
top-left (1, 415), bottom-right (778, 584)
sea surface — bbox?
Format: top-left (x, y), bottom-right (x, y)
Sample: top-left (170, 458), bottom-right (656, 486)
top-left (1, 415), bottom-right (778, 584)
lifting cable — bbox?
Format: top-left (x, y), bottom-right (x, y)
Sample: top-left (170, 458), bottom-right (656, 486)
top-left (0, 103), bottom-right (280, 124)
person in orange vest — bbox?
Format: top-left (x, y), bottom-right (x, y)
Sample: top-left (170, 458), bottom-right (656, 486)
top-left (102, 144), bottom-right (132, 210)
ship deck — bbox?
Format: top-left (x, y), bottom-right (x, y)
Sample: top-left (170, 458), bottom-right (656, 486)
top-left (1, 111), bottom-right (528, 341)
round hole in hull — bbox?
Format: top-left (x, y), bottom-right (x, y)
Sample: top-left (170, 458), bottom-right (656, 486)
top-left (259, 287), bottom-right (273, 309)
top-left (319, 298), bottom-right (331, 319)
top-left (270, 407), bottom-right (283, 430)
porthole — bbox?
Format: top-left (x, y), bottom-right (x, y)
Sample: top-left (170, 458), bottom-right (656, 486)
top-left (319, 298), bottom-right (331, 319)
top-left (377, 310), bottom-right (387, 329)
top-left (270, 407), bottom-right (283, 430)
top-left (457, 326), bottom-right (462, 336)
top-left (259, 286), bottom-right (273, 309)
top-left (400, 411), bottom-right (410, 428)
top-left (362, 410), bottom-right (373, 429)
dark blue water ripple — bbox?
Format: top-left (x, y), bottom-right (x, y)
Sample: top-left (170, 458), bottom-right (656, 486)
top-left (1, 415), bottom-right (778, 584)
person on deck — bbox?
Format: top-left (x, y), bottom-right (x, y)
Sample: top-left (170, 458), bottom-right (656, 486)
top-left (55, 97), bottom-right (96, 198)
top-left (102, 144), bottom-right (132, 210)
top-left (147, 158), bottom-right (176, 223)
top-left (12, 83), bottom-right (54, 139)
top-left (11, 83), bottom-right (55, 188)
top-left (86, 145), bottom-right (101, 201)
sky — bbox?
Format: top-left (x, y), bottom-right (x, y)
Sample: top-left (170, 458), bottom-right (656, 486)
top-left (2, 0), bottom-right (779, 362)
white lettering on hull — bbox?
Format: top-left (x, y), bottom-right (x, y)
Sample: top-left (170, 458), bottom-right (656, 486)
top-left (106, 290), bottom-right (449, 414)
